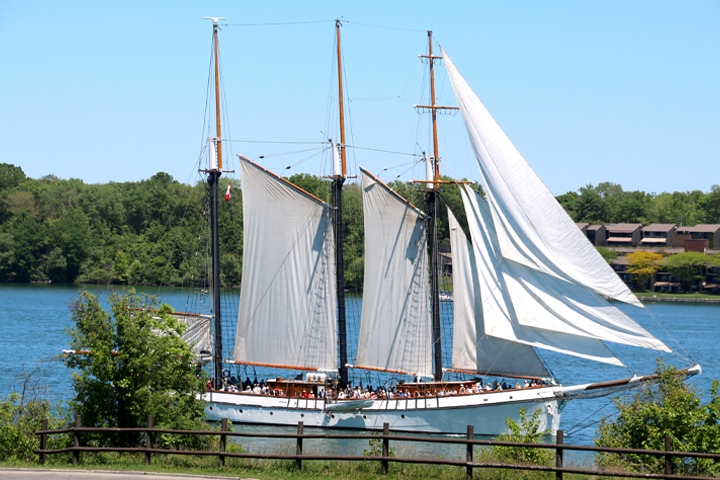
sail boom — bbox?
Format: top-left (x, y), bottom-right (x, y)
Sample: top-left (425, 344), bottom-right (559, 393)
top-left (226, 360), bottom-right (337, 373)
top-left (349, 364), bottom-right (433, 378)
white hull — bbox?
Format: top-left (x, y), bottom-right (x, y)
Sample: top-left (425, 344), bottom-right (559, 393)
top-left (203, 386), bottom-right (563, 435)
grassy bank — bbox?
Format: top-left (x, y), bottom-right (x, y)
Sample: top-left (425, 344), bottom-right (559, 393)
top-left (636, 292), bottom-right (720, 303)
top-left (0, 452), bottom-right (601, 480)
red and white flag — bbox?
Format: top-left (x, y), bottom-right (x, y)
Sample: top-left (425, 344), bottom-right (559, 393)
top-left (225, 184), bottom-right (232, 201)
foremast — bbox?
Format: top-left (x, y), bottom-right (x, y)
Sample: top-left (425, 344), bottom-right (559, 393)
top-left (415, 31), bottom-right (458, 381)
top-left (332, 19), bottom-right (349, 387)
top-left (206, 16), bottom-right (226, 389)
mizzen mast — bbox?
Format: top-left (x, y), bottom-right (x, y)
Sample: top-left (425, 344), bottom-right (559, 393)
top-left (415, 31), bottom-right (459, 382)
top-left (205, 16), bottom-right (226, 388)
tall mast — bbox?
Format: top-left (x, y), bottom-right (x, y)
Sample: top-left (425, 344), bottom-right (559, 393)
top-left (333, 19), bottom-right (349, 387)
top-left (416, 31), bottom-right (458, 381)
top-left (206, 16), bottom-right (225, 388)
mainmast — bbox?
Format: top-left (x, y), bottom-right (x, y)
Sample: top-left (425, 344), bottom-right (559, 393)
top-left (416, 31), bottom-right (459, 382)
top-left (206, 16), bottom-right (226, 388)
top-left (333, 19), bottom-right (349, 387)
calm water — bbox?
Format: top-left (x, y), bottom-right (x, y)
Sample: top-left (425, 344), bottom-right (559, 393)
top-left (1, 283), bottom-right (718, 450)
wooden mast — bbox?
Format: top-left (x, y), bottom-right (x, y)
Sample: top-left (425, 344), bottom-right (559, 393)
top-left (206, 16), bottom-right (225, 388)
top-left (416, 31), bottom-right (459, 382)
top-left (333, 19), bottom-right (349, 387)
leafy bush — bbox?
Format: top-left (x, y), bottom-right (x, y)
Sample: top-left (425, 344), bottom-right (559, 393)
top-left (0, 392), bottom-right (66, 463)
top-left (492, 408), bottom-right (553, 466)
top-left (595, 361), bottom-right (720, 477)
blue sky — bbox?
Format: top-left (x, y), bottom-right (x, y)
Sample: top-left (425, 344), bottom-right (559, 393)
top-left (1, 1), bottom-right (718, 195)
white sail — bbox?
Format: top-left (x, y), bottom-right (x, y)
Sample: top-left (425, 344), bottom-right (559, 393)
top-left (175, 313), bottom-right (212, 361)
top-left (234, 157), bottom-right (338, 372)
top-left (442, 49), bottom-right (670, 359)
top-left (356, 168), bottom-right (433, 378)
top-left (448, 206), bottom-right (551, 377)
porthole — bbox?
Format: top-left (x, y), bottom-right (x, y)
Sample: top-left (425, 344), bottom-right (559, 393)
top-left (270, 412), bottom-right (273, 415)
top-left (301, 414), bottom-right (305, 418)
top-left (363, 415), bottom-right (367, 419)
top-left (401, 414), bottom-right (405, 419)
top-left (238, 409), bottom-right (243, 413)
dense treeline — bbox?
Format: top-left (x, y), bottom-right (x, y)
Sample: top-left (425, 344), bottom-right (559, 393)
top-left (0, 163), bottom-right (240, 286)
top-left (557, 181), bottom-right (720, 225)
top-left (2, 161), bottom-right (719, 287)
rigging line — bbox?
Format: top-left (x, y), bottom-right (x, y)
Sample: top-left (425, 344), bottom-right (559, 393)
top-left (221, 20), bottom-right (334, 27)
top-left (341, 20), bottom-right (426, 34)
top-left (642, 306), bottom-right (696, 365)
top-left (351, 145), bottom-right (423, 157)
top-left (281, 145), bottom-right (332, 172)
top-left (224, 139), bottom-right (326, 145)
top-left (564, 398), bottom-right (617, 436)
top-left (257, 146), bottom-right (327, 160)
top-left (217, 31), bottom-right (325, 137)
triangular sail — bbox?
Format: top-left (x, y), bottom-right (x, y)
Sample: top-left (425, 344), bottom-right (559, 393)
top-left (356, 168), bottom-right (433, 378)
top-left (234, 157), bottom-right (338, 372)
top-left (448, 206), bottom-right (550, 377)
top-left (442, 49), bottom-right (670, 359)
top-left (463, 186), bottom-right (643, 365)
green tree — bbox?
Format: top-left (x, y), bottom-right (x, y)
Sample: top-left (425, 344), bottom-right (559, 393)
top-left (596, 246), bottom-right (619, 264)
top-left (595, 363), bottom-right (720, 477)
top-left (663, 251), bottom-right (713, 292)
top-left (625, 251), bottom-right (663, 291)
top-left (557, 190), bottom-right (580, 220)
top-left (699, 184), bottom-right (720, 227)
top-left (576, 184), bottom-right (609, 223)
top-left (651, 190), bottom-right (704, 225)
top-left (0, 163), bottom-right (26, 192)
top-left (342, 183), bottom-right (364, 290)
top-left (64, 291), bottom-right (207, 447)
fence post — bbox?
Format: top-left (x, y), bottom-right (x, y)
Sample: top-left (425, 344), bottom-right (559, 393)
top-left (145, 415), bottom-right (153, 465)
top-left (296, 421), bottom-right (303, 470)
top-left (466, 425), bottom-right (474, 480)
top-left (39, 418), bottom-right (48, 465)
top-left (73, 414), bottom-right (81, 466)
top-left (665, 434), bottom-right (673, 478)
top-left (381, 422), bottom-right (389, 475)
top-left (555, 429), bottom-right (564, 480)
top-left (219, 418), bottom-right (227, 468)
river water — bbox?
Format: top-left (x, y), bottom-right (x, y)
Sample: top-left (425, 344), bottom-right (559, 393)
top-left (1, 283), bottom-right (717, 452)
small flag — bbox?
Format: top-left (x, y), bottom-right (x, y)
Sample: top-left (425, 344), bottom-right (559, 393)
top-left (225, 184), bottom-right (232, 201)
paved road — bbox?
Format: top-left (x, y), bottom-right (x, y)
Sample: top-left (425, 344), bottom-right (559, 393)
top-left (0, 469), bottom-right (256, 480)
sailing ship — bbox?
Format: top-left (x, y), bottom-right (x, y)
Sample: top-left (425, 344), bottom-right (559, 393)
top-left (200, 20), bottom-right (700, 435)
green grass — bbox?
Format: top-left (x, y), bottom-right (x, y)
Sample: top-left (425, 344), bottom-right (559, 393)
top-left (0, 450), bottom-right (622, 480)
top-left (636, 291), bottom-right (720, 300)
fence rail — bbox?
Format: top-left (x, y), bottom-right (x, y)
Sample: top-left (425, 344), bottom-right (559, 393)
top-left (36, 415), bottom-right (720, 480)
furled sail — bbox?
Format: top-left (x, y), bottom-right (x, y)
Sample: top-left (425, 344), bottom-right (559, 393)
top-left (448, 206), bottom-right (551, 377)
top-left (442, 48), bottom-right (670, 360)
top-left (174, 313), bottom-right (212, 364)
top-left (355, 168), bottom-right (433, 378)
top-left (234, 157), bottom-right (338, 372)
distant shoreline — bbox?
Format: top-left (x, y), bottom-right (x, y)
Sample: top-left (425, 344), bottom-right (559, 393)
top-left (637, 295), bottom-right (720, 304)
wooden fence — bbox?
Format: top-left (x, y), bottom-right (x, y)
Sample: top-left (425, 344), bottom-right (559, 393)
top-left (36, 415), bottom-right (720, 480)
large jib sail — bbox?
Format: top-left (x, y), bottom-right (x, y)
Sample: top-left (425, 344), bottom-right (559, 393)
top-left (233, 157), bottom-right (338, 372)
top-left (441, 48), bottom-right (670, 365)
top-left (355, 168), bottom-right (433, 378)
top-left (448, 205), bottom-right (551, 377)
